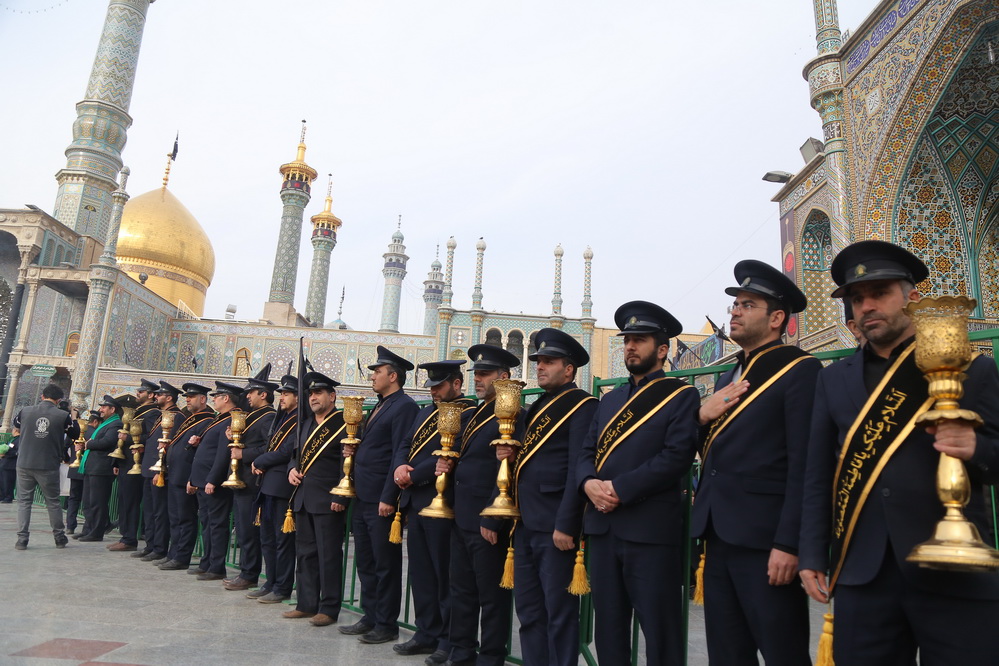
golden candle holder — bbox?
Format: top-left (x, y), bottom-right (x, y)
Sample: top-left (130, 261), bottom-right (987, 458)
top-left (222, 409), bottom-right (248, 489)
top-left (331, 396), bottom-right (366, 497)
top-left (68, 417), bottom-right (87, 469)
top-left (904, 295), bottom-right (999, 572)
top-left (420, 400), bottom-right (466, 519)
top-left (149, 410), bottom-right (176, 477)
top-left (110, 406), bottom-right (135, 460)
top-left (481, 379), bottom-right (526, 518)
top-left (127, 415), bottom-right (144, 474)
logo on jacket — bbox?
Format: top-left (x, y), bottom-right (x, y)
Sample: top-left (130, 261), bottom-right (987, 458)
top-left (34, 416), bottom-right (50, 438)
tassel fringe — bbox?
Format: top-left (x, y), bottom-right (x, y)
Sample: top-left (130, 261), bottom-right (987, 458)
top-left (153, 473), bottom-right (165, 488)
top-left (499, 545), bottom-right (515, 589)
top-left (253, 507), bottom-right (261, 527)
top-left (692, 552), bottom-right (705, 606)
top-left (281, 507), bottom-right (296, 533)
top-left (816, 612), bottom-right (834, 666)
top-left (567, 542), bottom-right (590, 596)
top-left (389, 511), bottom-right (403, 544)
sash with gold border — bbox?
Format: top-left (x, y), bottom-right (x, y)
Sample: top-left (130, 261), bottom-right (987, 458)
top-left (461, 400), bottom-right (497, 454)
top-left (268, 412), bottom-right (297, 453)
top-left (829, 345), bottom-right (932, 590)
top-left (168, 410), bottom-right (215, 447)
top-left (595, 377), bottom-right (693, 472)
top-left (409, 398), bottom-right (477, 461)
top-left (515, 389), bottom-right (596, 485)
top-left (701, 344), bottom-right (814, 461)
top-left (298, 410), bottom-right (347, 476)
top-left (244, 406), bottom-right (276, 434)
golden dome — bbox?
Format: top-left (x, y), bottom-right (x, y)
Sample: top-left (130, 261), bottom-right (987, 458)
top-left (117, 186), bottom-right (216, 317)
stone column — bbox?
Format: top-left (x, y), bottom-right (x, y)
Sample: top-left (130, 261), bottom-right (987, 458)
top-left (1, 363), bottom-right (24, 431)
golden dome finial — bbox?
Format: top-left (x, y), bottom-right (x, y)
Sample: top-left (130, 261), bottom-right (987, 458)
top-left (162, 133), bottom-right (179, 188)
top-left (324, 173), bottom-right (333, 212)
top-left (296, 119), bottom-right (307, 162)
top-left (280, 120), bottom-right (317, 183)
top-left (310, 173), bottom-right (341, 230)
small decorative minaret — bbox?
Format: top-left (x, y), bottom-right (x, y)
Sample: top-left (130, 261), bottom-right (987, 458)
top-left (53, 0), bottom-right (154, 238)
top-left (549, 244), bottom-right (565, 329)
top-left (267, 121), bottom-right (317, 309)
top-left (379, 217), bottom-right (409, 333)
top-left (470, 238), bottom-right (486, 344)
top-left (436, 237), bottom-right (457, 358)
top-left (422, 246), bottom-right (445, 336)
top-left (580, 247), bottom-right (595, 391)
top-left (305, 175), bottom-right (342, 326)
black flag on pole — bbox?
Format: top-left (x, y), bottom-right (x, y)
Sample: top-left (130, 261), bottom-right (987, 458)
top-left (170, 132), bottom-right (179, 161)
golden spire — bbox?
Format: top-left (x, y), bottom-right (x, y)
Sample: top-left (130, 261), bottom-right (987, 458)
top-left (162, 154), bottom-right (172, 189)
top-left (310, 173), bottom-right (341, 230)
top-left (280, 119), bottom-right (317, 183)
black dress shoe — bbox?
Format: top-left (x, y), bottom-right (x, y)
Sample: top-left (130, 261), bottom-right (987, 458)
top-left (71, 533), bottom-right (85, 540)
top-left (77, 535), bottom-right (103, 542)
top-left (393, 638), bottom-right (436, 655)
top-left (131, 549), bottom-right (152, 559)
top-left (187, 568), bottom-right (207, 575)
top-left (149, 557), bottom-right (170, 566)
top-left (54, 536), bottom-right (69, 549)
top-left (424, 650), bottom-right (449, 665)
top-left (158, 560), bottom-right (187, 570)
top-left (358, 627), bottom-right (399, 644)
top-left (337, 620), bottom-right (375, 635)
top-left (14, 540), bottom-right (27, 551)
top-left (140, 551), bottom-right (165, 562)
top-left (197, 572), bottom-right (225, 581)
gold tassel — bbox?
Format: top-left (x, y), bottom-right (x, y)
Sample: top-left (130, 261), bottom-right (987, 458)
top-left (499, 545), bottom-right (515, 589)
top-left (816, 612), bottom-right (834, 666)
top-left (389, 511), bottom-right (403, 544)
top-left (692, 552), bottom-right (705, 606)
top-left (281, 507), bottom-right (296, 533)
top-left (153, 473), bottom-right (165, 488)
top-left (253, 507), bottom-right (261, 527)
top-left (567, 540), bottom-right (590, 596)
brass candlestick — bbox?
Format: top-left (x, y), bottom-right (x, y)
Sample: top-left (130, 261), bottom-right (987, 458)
top-left (68, 417), bottom-right (87, 469)
top-left (904, 295), bottom-right (999, 572)
top-left (149, 410), bottom-right (176, 477)
top-left (110, 406), bottom-right (135, 460)
top-left (222, 410), bottom-right (248, 489)
top-left (420, 400), bottom-right (466, 519)
top-left (481, 379), bottom-right (526, 518)
top-left (127, 415), bottom-right (144, 474)
top-left (330, 396), bottom-right (365, 497)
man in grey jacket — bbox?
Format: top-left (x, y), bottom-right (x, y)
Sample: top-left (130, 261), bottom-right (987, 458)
top-left (14, 384), bottom-right (80, 550)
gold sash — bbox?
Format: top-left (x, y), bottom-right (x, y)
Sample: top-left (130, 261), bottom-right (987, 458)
top-left (461, 400), bottom-right (497, 454)
top-left (515, 389), bottom-right (596, 484)
top-left (299, 411), bottom-right (347, 476)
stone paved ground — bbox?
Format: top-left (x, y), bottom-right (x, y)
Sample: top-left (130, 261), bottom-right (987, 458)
top-left (0, 502), bottom-right (826, 664)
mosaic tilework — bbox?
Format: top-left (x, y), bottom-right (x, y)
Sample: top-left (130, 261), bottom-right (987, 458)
top-left (311, 344), bottom-right (345, 382)
top-left (205, 335), bottom-right (225, 375)
top-left (979, 221), bottom-right (999, 316)
top-left (264, 342), bottom-right (296, 375)
top-left (267, 193), bottom-right (310, 304)
top-left (800, 212), bottom-right (839, 334)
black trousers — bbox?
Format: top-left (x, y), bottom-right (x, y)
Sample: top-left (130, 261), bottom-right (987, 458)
top-left (834, 547), bottom-right (999, 665)
top-left (116, 472), bottom-right (144, 546)
top-left (232, 488), bottom-right (261, 581)
top-left (81, 474), bottom-right (114, 539)
top-left (196, 490), bottom-right (210, 571)
top-left (406, 508), bottom-right (452, 650)
top-left (0, 465), bottom-right (16, 501)
top-left (514, 526), bottom-right (580, 666)
top-left (259, 494), bottom-right (296, 595)
top-left (166, 484), bottom-right (199, 566)
top-left (449, 525), bottom-right (512, 665)
top-left (198, 487), bottom-right (232, 575)
top-left (65, 478), bottom-right (83, 531)
top-left (352, 499), bottom-right (403, 631)
top-left (703, 533), bottom-right (810, 666)
top-left (295, 508), bottom-right (346, 617)
top-left (145, 481), bottom-right (170, 556)
top-left (588, 533), bottom-right (684, 666)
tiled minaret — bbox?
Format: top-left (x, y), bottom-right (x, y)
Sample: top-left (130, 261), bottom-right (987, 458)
top-left (379, 217), bottom-right (409, 333)
top-left (305, 175), bottom-right (342, 326)
top-left (266, 121), bottom-right (317, 318)
top-left (470, 238), bottom-right (486, 345)
top-left (580, 247), bottom-right (595, 391)
top-left (53, 0), bottom-right (153, 238)
top-left (549, 244), bottom-right (565, 329)
top-left (422, 247), bottom-right (445, 336)
top-left (436, 237), bottom-right (457, 358)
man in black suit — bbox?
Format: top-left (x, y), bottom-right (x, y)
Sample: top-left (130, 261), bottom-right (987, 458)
top-left (339, 346), bottom-right (419, 644)
top-left (249, 374), bottom-right (299, 603)
top-left (188, 381), bottom-right (241, 580)
top-left (117, 379), bottom-right (158, 555)
top-left (495, 328), bottom-right (597, 666)
top-left (390, 360), bottom-right (476, 663)
top-left (221, 371), bottom-right (276, 592)
top-left (799, 241), bottom-right (999, 665)
top-left (282, 371), bottom-right (349, 626)
top-left (159, 382), bottom-right (214, 572)
top-left (691, 260), bottom-right (820, 665)
top-left (65, 411), bottom-right (97, 534)
top-left (436, 344), bottom-right (525, 666)
top-left (75, 395), bottom-right (124, 542)
top-left (576, 302), bottom-right (700, 666)
top-left (134, 382), bottom-right (184, 565)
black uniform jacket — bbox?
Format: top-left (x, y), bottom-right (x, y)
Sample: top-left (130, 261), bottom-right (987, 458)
top-left (210, 406), bottom-right (275, 488)
top-left (691, 342), bottom-right (821, 552)
top-left (355, 390), bottom-right (419, 505)
top-left (254, 409), bottom-right (297, 499)
top-left (189, 412), bottom-right (233, 488)
top-left (84, 416), bottom-right (123, 476)
top-left (290, 410), bottom-right (349, 514)
top-left (799, 345), bottom-right (999, 599)
top-left (136, 403), bottom-right (162, 478)
top-left (165, 408), bottom-right (215, 489)
top-left (576, 369), bottom-right (700, 545)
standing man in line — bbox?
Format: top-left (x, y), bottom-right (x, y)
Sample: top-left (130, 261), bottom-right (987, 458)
top-left (158, 382), bottom-right (214, 572)
top-left (496, 329), bottom-right (597, 666)
top-left (436, 344), bottom-right (525, 666)
top-left (249, 373), bottom-right (300, 603)
top-left (135, 382), bottom-right (184, 564)
top-left (799, 241), bottom-right (999, 664)
top-left (576, 301), bottom-right (700, 666)
top-left (339, 346), bottom-right (419, 645)
top-left (390, 360), bottom-right (476, 663)
top-left (116, 379), bottom-right (158, 555)
top-left (13, 384), bottom-right (79, 550)
top-left (75, 395), bottom-right (124, 542)
top-left (188, 381), bottom-right (241, 581)
top-left (282, 371), bottom-right (349, 626)
top-left (65, 411), bottom-right (98, 535)
top-left (691, 261), bottom-right (820, 665)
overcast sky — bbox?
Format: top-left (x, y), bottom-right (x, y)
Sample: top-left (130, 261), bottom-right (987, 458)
top-left (0, 0), bottom-right (873, 335)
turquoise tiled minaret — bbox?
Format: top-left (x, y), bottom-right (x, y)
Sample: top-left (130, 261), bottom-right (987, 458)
top-left (379, 218), bottom-right (409, 333)
top-left (436, 237), bottom-right (457, 359)
top-left (268, 122), bottom-right (317, 305)
top-left (53, 0), bottom-right (153, 238)
top-left (580, 247), bottom-right (595, 391)
top-left (305, 175), bottom-right (341, 326)
top-left (422, 247), bottom-right (445, 336)
top-left (470, 238), bottom-right (486, 344)
top-left (550, 244), bottom-right (565, 329)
